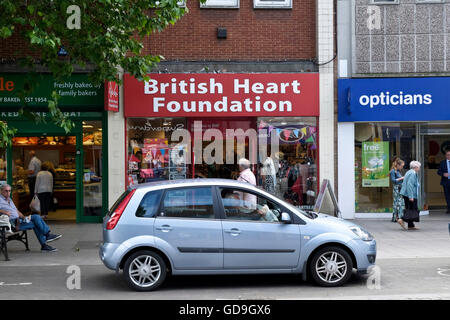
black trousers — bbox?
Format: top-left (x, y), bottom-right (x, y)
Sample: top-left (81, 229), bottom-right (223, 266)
top-left (38, 192), bottom-right (52, 216)
top-left (402, 196), bottom-right (416, 228)
top-left (443, 185), bottom-right (450, 211)
top-left (28, 177), bottom-right (36, 196)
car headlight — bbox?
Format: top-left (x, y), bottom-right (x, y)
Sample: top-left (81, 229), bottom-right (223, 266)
top-left (349, 226), bottom-right (374, 241)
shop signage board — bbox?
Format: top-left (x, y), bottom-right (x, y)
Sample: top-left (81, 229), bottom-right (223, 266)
top-left (104, 80), bottom-right (119, 112)
top-left (124, 73), bottom-right (319, 118)
top-left (0, 74), bottom-right (103, 109)
top-left (338, 77), bottom-right (450, 122)
top-left (361, 141), bottom-right (389, 187)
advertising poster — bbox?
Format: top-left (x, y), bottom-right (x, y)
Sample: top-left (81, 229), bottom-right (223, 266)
top-left (362, 142), bottom-right (389, 187)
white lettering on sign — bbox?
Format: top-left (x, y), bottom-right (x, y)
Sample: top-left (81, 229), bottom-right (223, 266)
top-left (359, 91), bottom-right (432, 109)
top-left (233, 79), bottom-right (301, 94)
top-left (145, 78), bottom-right (223, 94)
top-left (152, 97), bottom-right (292, 114)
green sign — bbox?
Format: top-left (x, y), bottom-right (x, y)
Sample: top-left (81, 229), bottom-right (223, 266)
top-left (0, 74), bottom-right (103, 108)
top-left (362, 141), bottom-right (389, 187)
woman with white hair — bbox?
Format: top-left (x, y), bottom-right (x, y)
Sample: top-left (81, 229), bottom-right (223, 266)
top-left (399, 161), bottom-right (421, 230)
top-left (237, 158), bottom-right (257, 208)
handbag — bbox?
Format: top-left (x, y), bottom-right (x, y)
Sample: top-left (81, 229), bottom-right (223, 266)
top-left (403, 208), bottom-right (420, 222)
top-left (30, 194), bottom-right (41, 213)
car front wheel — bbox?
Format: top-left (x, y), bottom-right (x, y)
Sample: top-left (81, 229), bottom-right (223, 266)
top-left (123, 250), bottom-right (167, 291)
top-left (309, 246), bottom-right (353, 287)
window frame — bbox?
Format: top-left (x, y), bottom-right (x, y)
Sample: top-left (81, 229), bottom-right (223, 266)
top-left (200, 0), bottom-right (240, 9)
top-left (253, 0), bottom-right (292, 9)
top-left (370, 0), bottom-right (399, 4)
top-left (216, 186), bottom-right (303, 224)
top-left (156, 186), bottom-right (219, 220)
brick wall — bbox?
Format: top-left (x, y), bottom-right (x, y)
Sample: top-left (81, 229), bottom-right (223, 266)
top-left (145, 0), bottom-right (316, 61)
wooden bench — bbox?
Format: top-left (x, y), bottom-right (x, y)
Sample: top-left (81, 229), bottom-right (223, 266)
top-left (0, 226), bottom-right (30, 261)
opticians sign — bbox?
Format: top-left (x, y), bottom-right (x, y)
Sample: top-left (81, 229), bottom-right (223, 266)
top-left (124, 73), bottom-right (319, 117)
top-left (338, 77), bottom-right (450, 122)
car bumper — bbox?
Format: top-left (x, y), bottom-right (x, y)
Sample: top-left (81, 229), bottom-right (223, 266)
top-left (347, 238), bottom-right (377, 273)
top-left (99, 242), bottom-right (121, 270)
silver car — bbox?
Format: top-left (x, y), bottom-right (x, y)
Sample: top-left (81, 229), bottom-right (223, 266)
top-left (100, 179), bottom-right (376, 291)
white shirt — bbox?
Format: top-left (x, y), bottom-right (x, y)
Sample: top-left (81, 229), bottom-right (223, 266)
top-left (35, 171), bottom-right (53, 193)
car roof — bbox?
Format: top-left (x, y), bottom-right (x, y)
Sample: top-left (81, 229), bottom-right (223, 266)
top-left (130, 178), bottom-right (256, 191)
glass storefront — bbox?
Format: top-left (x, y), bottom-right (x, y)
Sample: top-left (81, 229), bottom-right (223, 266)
top-left (126, 117), bottom-right (318, 208)
top-left (354, 122), bottom-right (450, 213)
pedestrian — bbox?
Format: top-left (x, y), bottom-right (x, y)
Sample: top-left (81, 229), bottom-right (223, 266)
top-left (390, 158), bottom-right (405, 223)
top-left (35, 162), bottom-right (53, 220)
top-left (400, 161), bottom-right (421, 230)
top-left (0, 183), bottom-right (61, 252)
top-left (437, 148), bottom-right (450, 214)
top-left (237, 158), bottom-right (257, 208)
top-left (27, 150), bottom-right (41, 196)
top-left (43, 161), bottom-right (56, 211)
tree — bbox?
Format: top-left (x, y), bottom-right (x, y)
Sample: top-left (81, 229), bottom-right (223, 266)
top-left (0, 0), bottom-right (200, 147)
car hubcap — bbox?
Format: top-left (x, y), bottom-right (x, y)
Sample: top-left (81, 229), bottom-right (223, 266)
top-left (315, 251), bottom-right (347, 284)
top-left (129, 255), bottom-right (161, 288)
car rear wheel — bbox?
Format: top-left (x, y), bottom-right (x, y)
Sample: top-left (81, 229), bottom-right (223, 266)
top-left (309, 246), bottom-right (353, 287)
top-left (123, 250), bottom-right (167, 291)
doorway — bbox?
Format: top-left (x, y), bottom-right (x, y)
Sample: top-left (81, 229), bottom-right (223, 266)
top-left (419, 123), bottom-right (450, 212)
top-left (12, 136), bottom-right (77, 221)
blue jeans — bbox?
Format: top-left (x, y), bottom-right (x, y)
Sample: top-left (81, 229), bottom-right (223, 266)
top-left (18, 214), bottom-right (50, 246)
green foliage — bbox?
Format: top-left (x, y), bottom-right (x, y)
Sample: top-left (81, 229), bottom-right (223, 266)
top-left (0, 0), bottom-right (205, 147)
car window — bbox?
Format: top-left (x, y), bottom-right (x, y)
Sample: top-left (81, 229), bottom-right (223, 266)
top-left (219, 188), bottom-right (282, 223)
top-left (136, 190), bottom-right (163, 218)
top-left (160, 187), bottom-right (215, 219)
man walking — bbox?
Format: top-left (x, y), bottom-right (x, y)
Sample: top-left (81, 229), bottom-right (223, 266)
top-left (437, 149), bottom-right (450, 214)
top-left (27, 150), bottom-right (41, 196)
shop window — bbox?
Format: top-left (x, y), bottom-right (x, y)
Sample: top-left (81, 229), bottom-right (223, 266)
top-left (161, 187), bottom-right (214, 219)
top-left (0, 148), bottom-right (5, 185)
top-left (370, 0), bottom-right (399, 4)
top-left (253, 0), bottom-right (292, 9)
top-left (127, 118), bottom-right (188, 185)
top-left (200, 0), bottom-right (239, 8)
top-left (354, 122), bottom-right (416, 213)
top-left (258, 117), bottom-right (318, 211)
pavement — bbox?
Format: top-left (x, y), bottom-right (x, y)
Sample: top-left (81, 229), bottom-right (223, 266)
top-left (0, 211), bottom-right (449, 300)
top-left (1, 211), bottom-right (449, 267)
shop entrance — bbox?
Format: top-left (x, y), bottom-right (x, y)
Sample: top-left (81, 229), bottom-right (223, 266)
top-left (419, 123), bottom-right (450, 212)
top-left (12, 136), bottom-right (77, 221)
top-left (3, 119), bottom-right (105, 223)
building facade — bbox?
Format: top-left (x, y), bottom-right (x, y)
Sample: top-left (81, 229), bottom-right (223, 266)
top-left (120, 0), bottom-right (336, 211)
top-left (338, 0), bottom-right (450, 218)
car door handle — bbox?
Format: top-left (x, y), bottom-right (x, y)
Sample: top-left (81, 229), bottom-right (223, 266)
top-left (224, 228), bottom-right (241, 235)
top-left (156, 225), bottom-right (173, 232)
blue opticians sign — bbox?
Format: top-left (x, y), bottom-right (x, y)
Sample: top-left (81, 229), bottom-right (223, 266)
top-left (338, 77), bottom-right (450, 122)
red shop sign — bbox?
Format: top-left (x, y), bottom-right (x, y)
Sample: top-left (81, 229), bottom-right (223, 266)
top-left (104, 80), bottom-right (119, 112)
top-left (124, 73), bottom-right (319, 118)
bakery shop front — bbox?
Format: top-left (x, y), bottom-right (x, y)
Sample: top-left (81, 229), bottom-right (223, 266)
top-left (0, 73), bottom-right (109, 223)
top-left (124, 73), bottom-right (321, 209)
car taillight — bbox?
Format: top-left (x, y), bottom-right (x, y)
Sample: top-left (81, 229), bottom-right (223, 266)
top-left (106, 189), bottom-right (136, 230)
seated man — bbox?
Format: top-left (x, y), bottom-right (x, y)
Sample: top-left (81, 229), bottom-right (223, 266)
top-left (0, 184), bottom-right (62, 252)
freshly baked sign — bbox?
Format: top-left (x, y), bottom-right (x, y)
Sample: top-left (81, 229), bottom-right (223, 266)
top-left (124, 73), bottom-right (319, 118)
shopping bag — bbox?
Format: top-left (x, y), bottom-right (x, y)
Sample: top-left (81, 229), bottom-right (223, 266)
top-left (0, 214), bottom-right (13, 234)
top-left (30, 195), bottom-right (41, 213)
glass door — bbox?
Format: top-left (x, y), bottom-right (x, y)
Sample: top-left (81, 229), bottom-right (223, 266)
top-left (80, 121), bottom-right (103, 222)
top-left (419, 123), bottom-right (450, 212)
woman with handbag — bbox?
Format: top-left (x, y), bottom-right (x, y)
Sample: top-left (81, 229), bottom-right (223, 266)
top-left (390, 158), bottom-right (405, 223)
top-left (34, 163), bottom-right (53, 220)
top-left (400, 161), bottom-right (421, 230)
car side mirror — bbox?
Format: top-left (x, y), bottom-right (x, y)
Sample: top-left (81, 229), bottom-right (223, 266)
top-left (281, 212), bottom-right (292, 224)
